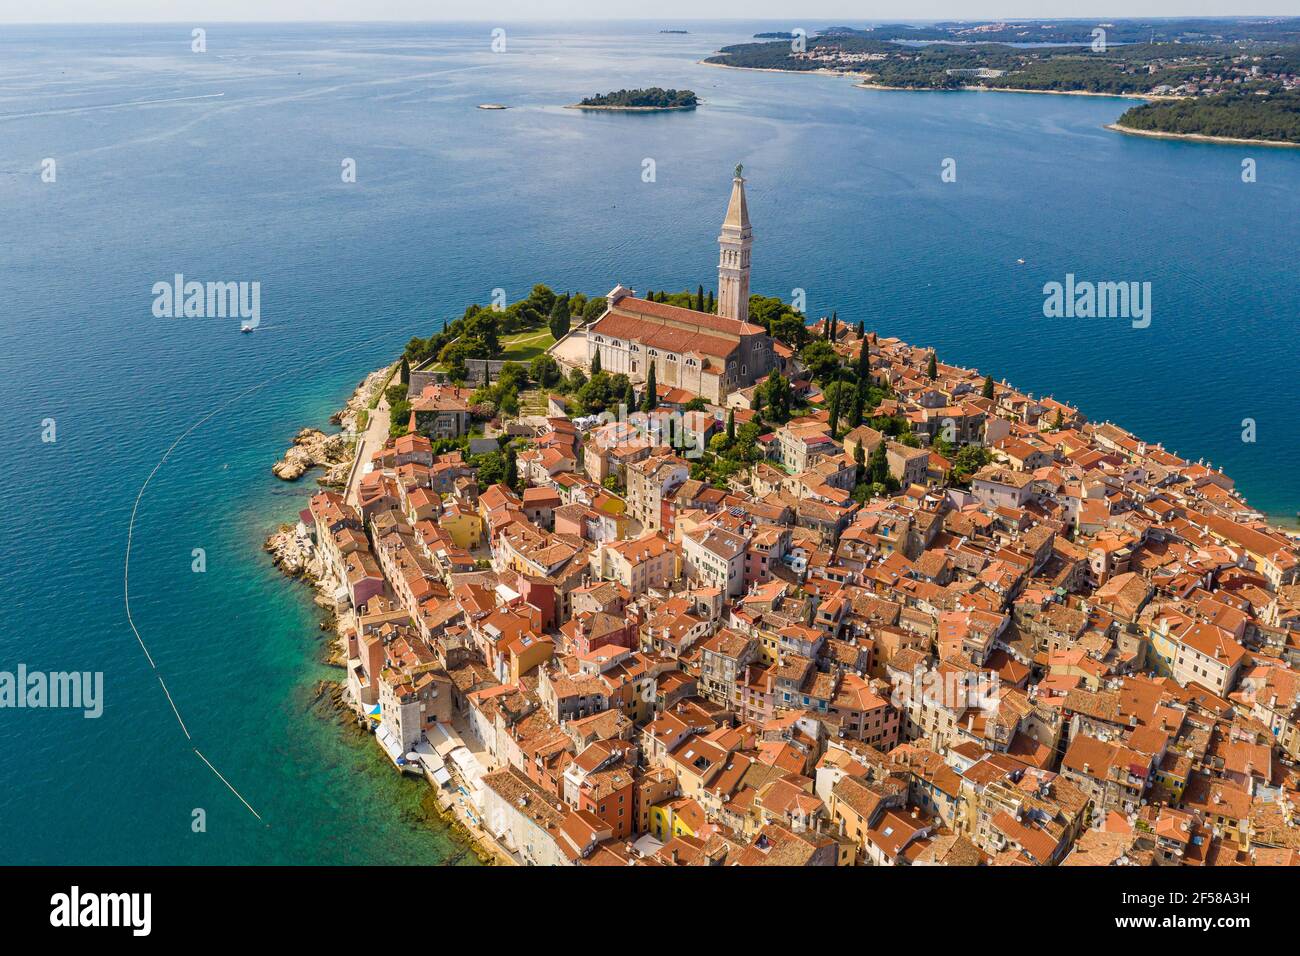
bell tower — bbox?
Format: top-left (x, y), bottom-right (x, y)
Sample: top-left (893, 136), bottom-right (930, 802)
top-left (717, 164), bottom-right (752, 323)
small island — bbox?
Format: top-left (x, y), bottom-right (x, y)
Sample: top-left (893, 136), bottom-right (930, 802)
top-left (569, 87), bottom-right (698, 111)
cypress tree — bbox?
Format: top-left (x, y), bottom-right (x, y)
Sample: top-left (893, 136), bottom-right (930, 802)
top-left (848, 389), bottom-right (864, 432)
top-left (868, 441), bottom-right (889, 486)
top-left (831, 311), bottom-right (838, 342)
top-left (982, 375), bottom-right (995, 400)
top-left (828, 386), bottom-right (841, 439)
top-left (591, 348), bottom-right (602, 375)
top-left (505, 444), bottom-right (518, 490)
top-left (549, 294), bottom-right (571, 342)
top-left (854, 442), bottom-right (866, 485)
top-left (726, 408), bottom-right (735, 443)
top-left (695, 285), bottom-right (704, 311)
top-left (927, 351), bottom-right (937, 380)
top-left (705, 291), bottom-right (715, 313)
top-left (642, 362), bottom-right (658, 412)
top-left (856, 339), bottom-right (871, 382)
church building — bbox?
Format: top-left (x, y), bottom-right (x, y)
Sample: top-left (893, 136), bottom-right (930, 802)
top-left (584, 167), bottom-right (777, 404)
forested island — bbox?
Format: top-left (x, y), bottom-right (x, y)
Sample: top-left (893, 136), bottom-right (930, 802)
top-left (1114, 89), bottom-right (1300, 145)
top-left (571, 87), bottom-right (698, 110)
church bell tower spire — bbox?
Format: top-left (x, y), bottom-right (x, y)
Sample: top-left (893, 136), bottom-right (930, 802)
top-left (717, 164), bottom-right (753, 323)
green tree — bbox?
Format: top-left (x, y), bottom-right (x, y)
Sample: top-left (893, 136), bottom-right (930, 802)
top-left (591, 348), bottom-right (602, 375)
top-left (726, 408), bottom-right (735, 443)
top-left (642, 362), bottom-right (658, 412)
top-left (800, 339), bottom-right (840, 385)
top-left (528, 284), bottom-right (557, 317)
top-left (695, 285), bottom-right (705, 311)
top-left (474, 450), bottom-right (506, 487)
top-left (764, 372), bottom-right (793, 424)
top-left (399, 355), bottom-right (410, 385)
top-left (462, 310), bottom-right (500, 355)
top-left (549, 294), bottom-right (571, 342)
top-left (530, 355), bottom-right (562, 389)
top-left (927, 351), bottom-right (938, 380)
top-left (505, 444), bottom-right (518, 490)
top-left (868, 441), bottom-right (890, 486)
top-left (982, 375), bottom-right (995, 400)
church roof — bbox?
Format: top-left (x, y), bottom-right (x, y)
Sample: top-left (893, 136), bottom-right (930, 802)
top-left (612, 296), bottom-right (764, 337)
top-left (590, 309), bottom-right (738, 361)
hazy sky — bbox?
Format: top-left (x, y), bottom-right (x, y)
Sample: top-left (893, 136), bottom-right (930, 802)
top-left (1, 2), bottom-right (1290, 24)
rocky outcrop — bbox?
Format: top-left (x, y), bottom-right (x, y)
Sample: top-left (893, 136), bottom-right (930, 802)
top-left (272, 428), bottom-right (352, 482)
top-left (273, 364), bottom-right (394, 484)
top-left (263, 525), bottom-right (324, 579)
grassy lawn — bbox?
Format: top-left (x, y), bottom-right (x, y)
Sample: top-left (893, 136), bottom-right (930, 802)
top-left (498, 328), bottom-right (557, 363)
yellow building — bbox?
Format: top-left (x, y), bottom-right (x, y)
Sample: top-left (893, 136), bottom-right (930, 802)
top-left (439, 501), bottom-right (483, 550)
top-left (649, 796), bottom-right (705, 842)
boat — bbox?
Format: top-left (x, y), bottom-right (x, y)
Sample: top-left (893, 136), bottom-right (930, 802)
top-left (240, 324), bottom-right (254, 333)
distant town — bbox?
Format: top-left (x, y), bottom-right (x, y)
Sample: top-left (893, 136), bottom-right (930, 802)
top-left (273, 167), bottom-right (1300, 867)
top-left (707, 18), bottom-right (1300, 145)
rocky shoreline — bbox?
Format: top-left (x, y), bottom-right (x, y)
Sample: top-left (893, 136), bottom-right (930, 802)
top-left (271, 365), bottom-right (392, 483)
top-left (262, 362), bottom-right (504, 865)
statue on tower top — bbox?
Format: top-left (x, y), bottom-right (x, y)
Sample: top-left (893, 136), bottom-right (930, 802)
top-left (734, 163), bottom-right (743, 179)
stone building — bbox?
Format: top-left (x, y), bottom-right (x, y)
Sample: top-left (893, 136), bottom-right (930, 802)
top-left (583, 169), bottom-right (777, 403)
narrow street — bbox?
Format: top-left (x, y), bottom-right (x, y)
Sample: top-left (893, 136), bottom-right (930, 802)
top-left (346, 391), bottom-right (391, 505)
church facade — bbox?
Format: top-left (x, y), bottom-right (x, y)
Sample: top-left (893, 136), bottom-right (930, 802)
top-left (584, 168), bottom-right (776, 404)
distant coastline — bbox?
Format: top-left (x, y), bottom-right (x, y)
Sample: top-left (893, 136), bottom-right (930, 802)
top-left (1105, 122), bottom-right (1300, 148)
top-left (702, 60), bottom-right (1159, 101)
top-left (857, 81), bottom-right (1158, 100)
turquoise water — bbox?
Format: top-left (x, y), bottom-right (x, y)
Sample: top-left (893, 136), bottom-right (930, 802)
top-left (0, 21), bottom-right (1296, 864)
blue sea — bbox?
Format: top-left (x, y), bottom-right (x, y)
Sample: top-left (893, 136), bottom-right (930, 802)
top-left (0, 20), bottom-right (1296, 864)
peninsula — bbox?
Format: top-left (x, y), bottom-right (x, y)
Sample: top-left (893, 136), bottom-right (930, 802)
top-left (570, 87), bottom-right (698, 111)
top-left (276, 166), bottom-right (1300, 868)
